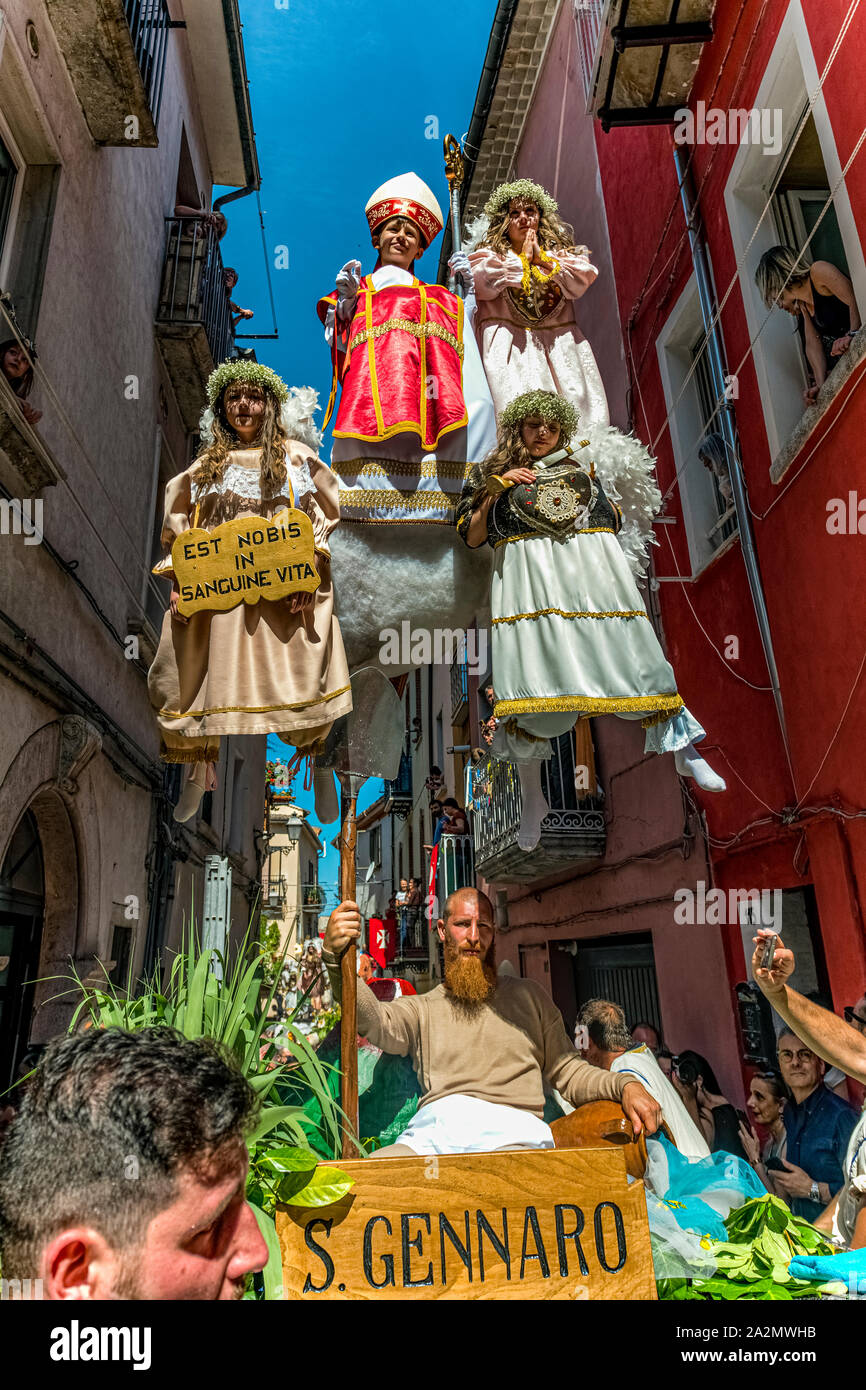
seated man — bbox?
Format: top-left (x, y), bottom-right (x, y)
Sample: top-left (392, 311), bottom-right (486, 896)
top-left (0, 1027), bottom-right (267, 1299)
top-left (323, 888), bottom-right (661, 1156)
top-left (575, 998), bottom-right (710, 1160)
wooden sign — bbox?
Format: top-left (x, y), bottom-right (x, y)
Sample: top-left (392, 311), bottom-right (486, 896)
top-left (276, 1148), bottom-right (656, 1301)
top-left (169, 508), bottom-right (320, 617)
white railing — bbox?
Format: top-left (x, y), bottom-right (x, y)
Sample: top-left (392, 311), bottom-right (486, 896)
top-left (573, 0), bottom-right (610, 105)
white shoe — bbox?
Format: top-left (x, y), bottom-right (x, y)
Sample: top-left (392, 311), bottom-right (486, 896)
top-left (674, 744), bottom-right (726, 793)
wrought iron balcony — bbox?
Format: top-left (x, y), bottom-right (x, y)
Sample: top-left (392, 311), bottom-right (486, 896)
top-left (385, 749), bottom-right (413, 819)
top-left (155, 217), bottom-right (234, 431)
top-left (573, 0), bottom-right (715, 131)
top-left (44, 0), bottom-right (171, 146)
top-left (469, 736), bottom-right (605, 884)
top-left (393, 907), bottom-right (429, 965)
top-left (264, 876), bottom-right (286, 909)
top-left (302, 884), bottom-right (325, 911)
top-left (438, 833), bottom-right (474, 898)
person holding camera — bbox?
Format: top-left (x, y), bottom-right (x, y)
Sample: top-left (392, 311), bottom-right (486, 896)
top-left (670, 1050), bottom-right (749, 1160)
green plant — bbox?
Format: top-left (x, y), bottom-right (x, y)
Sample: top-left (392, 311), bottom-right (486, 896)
top-left (257, 915), bottom-right (284, 994)
top-left (57, 919), bottom-right (356, 1300)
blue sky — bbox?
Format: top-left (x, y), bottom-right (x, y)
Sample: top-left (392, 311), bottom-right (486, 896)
top-left (223, 0), bottom-right (498, 903)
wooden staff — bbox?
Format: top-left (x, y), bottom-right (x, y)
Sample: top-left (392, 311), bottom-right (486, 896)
top-left (338, 771), bottom-right (360, 1160)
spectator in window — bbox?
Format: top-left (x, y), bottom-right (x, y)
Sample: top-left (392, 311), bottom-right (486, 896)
top-left (425, 800), bottom-right (444, 851)
top-left (738, 1070), bottom-right (789, 1191)
top-left (425, 766), bottom-right (445, 801)
top-left (440, 797), bottom-right (469, 836)
top-left (773, 1028), bottom-right (857, 1222)
top-left (223, 267), bottom-right (254, 332)
top-left (174, 203), bottom-right (228, 241)
top-left (697, 432), bottom-right (733, 507)
top-left (670, 1050), bottom-right (748, 1160)
top-left (755, 245), bottom-right (861, 405)
top-left (0, 340), bottom-right (41, 426)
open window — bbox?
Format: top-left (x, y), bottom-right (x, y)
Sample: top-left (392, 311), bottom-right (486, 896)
top-left (656, 276), bottom-right (739, 575)
top-left (724, 2), bottom-right (866, 467)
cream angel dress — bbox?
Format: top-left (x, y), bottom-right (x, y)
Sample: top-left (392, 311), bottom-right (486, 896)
top-left (147, 443), bottom-right (352, 762)
top-left (467, 245), bottom-right (610, 426)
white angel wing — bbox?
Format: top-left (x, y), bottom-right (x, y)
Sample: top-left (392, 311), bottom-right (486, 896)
top-left (578, 424), bottom-right (662, 579)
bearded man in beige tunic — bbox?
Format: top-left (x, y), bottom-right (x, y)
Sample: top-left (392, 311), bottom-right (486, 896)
top-left (323, 887), bottom-right (662, 1155)
top-left (148, 362), bottom-right (352, 822)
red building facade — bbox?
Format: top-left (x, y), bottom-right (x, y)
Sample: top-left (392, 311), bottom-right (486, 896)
top-left (458, 0), bottom-right (866, 1101)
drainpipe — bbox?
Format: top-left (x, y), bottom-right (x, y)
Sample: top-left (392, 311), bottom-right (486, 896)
top-left (213, 0), bottom-right (261, 213)
top-left (673, 146), bottom-right (791, 764)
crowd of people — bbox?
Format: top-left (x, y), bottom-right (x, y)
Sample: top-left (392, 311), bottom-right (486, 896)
top-left (575, 963), bottom-right (865, 1244)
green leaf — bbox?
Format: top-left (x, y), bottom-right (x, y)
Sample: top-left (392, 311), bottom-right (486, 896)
top-left (249, 1203), bottom-right (285, 1301)
top-left (281, 1166), bottom-right (354, 1208)
top-left (260, 1146), bottom-right (319, 1173)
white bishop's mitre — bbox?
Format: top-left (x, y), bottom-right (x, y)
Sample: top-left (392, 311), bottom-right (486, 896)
top-left (365, 172), bottom-right (444, 247)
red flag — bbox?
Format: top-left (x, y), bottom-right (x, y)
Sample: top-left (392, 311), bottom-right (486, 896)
top-left (368, 914), bottom-right (396, 969)
top-left (425, 845), bottom-right (440, 926)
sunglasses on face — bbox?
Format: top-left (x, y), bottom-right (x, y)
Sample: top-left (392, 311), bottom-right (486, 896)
top-left (844, 1006), bottom-right (866, 1027)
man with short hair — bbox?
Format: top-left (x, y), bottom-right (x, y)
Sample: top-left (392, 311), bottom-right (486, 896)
top-left (0, 1027), bottom-right (267, 1299)
top-left (773, 1027), bottom-right (856, 1221)
top-left (323, 888), bottom-right (661, 1156)
top-left (576, 999), bottom-right (709, 1159)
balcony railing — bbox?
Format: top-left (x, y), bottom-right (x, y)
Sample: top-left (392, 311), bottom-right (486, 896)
top-left (574, 0), bottom-right (608, 105)
top-left (155, 217), bottom-right (234, 430)
top-left (264, 876), bottom-right (286, 909)
top-left (302, 884), bottom-right (325, 910)
top-left (394, 907), bottom-right (429, 963)
top-left (44, 0), bottom-right (169, 145)
top-left (438, 833), bottom-right (474, 898)
top-left (124, 0), bottom-right (171, 125)
top-left (469, 734), bottom-right (605, 884)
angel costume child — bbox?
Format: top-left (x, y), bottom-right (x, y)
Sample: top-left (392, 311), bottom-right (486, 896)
top-left (466, 178), bottom-right (609, 427)
top-left (456, 391), bottom-right (725, 850)
top-left (147, 361), bottom-right (352, 823)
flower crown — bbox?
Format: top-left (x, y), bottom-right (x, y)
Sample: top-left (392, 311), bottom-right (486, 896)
top-left (500, 390), bottom-right (579, 443)
top-left (206, 359), bottom-right (290, 408)
top-left (484, 178), bottom-right (558, 220)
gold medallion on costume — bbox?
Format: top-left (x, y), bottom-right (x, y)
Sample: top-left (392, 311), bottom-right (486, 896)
top-left (510, 464), bottom-right (597, 539)
top-left (166, 507), bottom-right (320, 617)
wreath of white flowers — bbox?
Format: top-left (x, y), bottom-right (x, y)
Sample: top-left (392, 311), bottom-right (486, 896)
top-left (206, 358), bottom-right (290, 408)
top-left (483, 178), bottom-right (559, 220)
top-left (500, 390), bottom-right (579, 444)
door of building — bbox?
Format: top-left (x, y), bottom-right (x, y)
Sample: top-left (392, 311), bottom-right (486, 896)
top-left (0, 810), bottom-right (45, 1090)
top-left (572, 933), bottom-right (662, 1036)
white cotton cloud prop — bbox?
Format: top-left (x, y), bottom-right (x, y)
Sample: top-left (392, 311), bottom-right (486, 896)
top-left (329, 523), bottom-right (492, 674)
